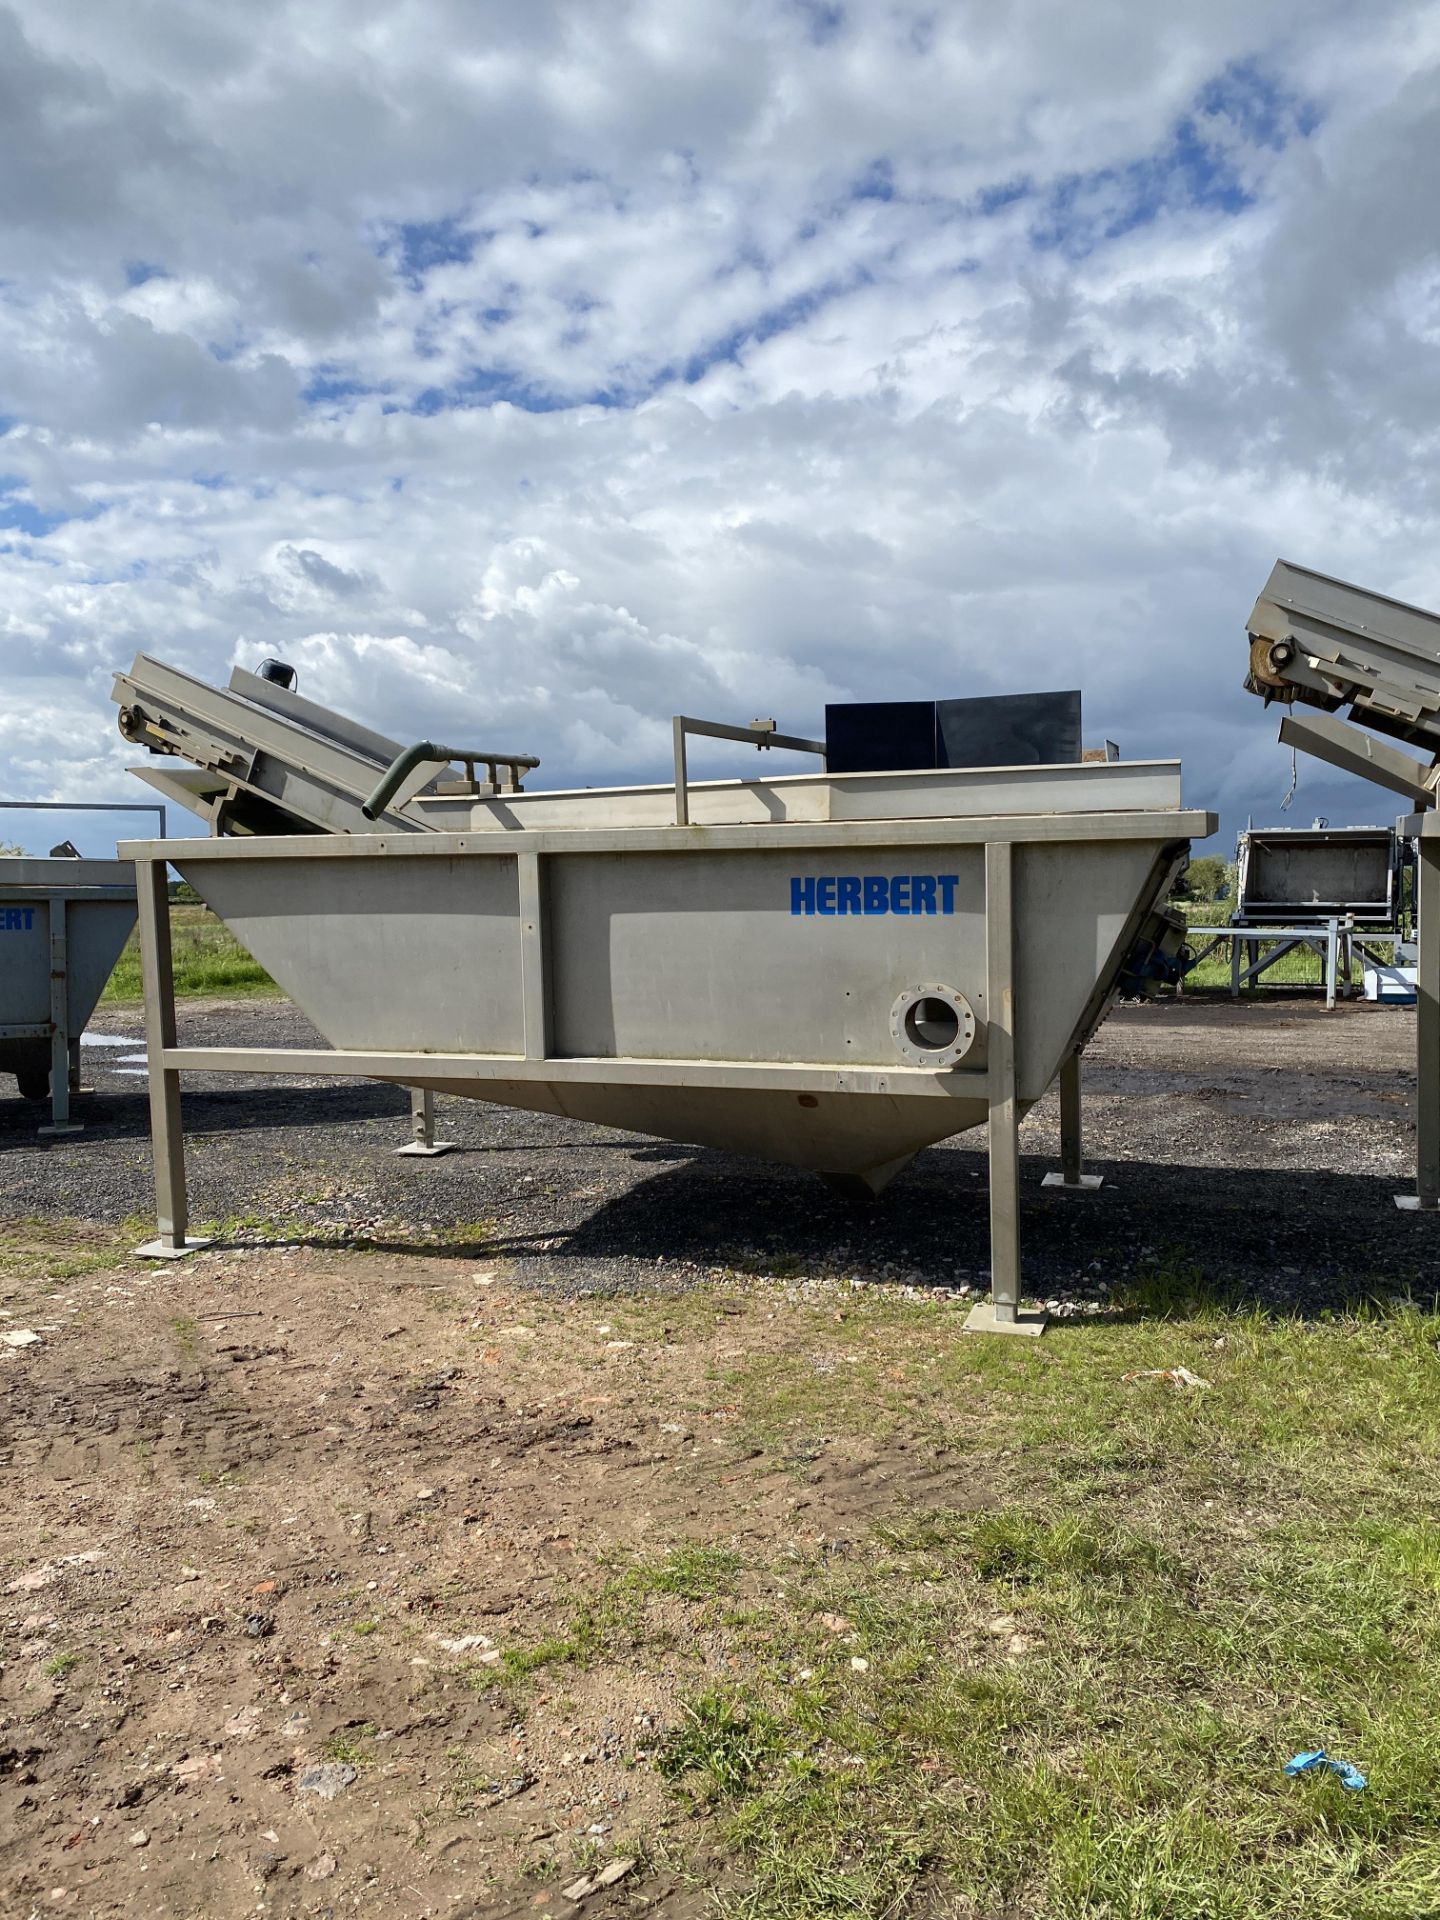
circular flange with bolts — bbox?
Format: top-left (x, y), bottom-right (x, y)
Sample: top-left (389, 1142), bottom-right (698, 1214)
top-left (890, 985), bottom-right (977, 1068)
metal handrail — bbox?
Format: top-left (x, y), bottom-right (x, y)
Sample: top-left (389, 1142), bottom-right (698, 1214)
top-left (361, 742), bottom-right (541, 821)
top-left (672, 716), bottom-right (827, 826)
top-left (0, 798), bottom-right (168, 839)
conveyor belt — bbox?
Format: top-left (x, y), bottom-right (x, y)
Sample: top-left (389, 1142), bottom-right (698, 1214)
top-left (112, 655), bottom-right (535, 836)
top-left (1245, 560), bottom-right (1440, 804)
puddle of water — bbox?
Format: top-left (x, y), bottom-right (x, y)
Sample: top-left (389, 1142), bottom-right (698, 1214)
top-left (82, 1035), bottom-right (149, 1076)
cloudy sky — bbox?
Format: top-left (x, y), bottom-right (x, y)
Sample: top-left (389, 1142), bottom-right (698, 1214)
top-left (3, 0), bottom-right (1439, 854)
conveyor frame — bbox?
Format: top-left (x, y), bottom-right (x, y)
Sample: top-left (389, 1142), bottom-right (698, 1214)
top-left (1245, 559), bottom-right (1440, 1209)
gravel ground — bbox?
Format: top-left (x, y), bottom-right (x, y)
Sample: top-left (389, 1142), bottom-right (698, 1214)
top-left (0, 992), bottom-right (1431, 1314)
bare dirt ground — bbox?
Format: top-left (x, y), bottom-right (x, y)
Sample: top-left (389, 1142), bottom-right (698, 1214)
top-left (0, 992), bottom-right (1434, 1918)
top-left (5, 1236), bottom-right (950, 1920)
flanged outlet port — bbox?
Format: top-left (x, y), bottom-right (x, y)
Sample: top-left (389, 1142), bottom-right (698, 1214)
top-left (890, 985), bottom-right (977, 1069)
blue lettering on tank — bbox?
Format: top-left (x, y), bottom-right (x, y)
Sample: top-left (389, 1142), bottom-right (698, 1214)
top-left (789, 875), bottom-right (960, 916)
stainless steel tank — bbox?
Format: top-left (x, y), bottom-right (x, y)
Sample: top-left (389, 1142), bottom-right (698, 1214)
top-left (121, 754), bottom-right (1213, 1331)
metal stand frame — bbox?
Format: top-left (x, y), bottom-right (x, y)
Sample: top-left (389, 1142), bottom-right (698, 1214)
top-left (966, 842), bottom-right (1047, 1337)
top-left (1042, 1052), bottom-right (1104, 1192)
top-left (1397, 835), bottom-right (1439, 1212)
top-left (133, 860), bottom-right (211, 1259)
top-left (394, 1087), bottom-right (455, 1156)
top-left (1185, 917), bottom-right (1357, 1010)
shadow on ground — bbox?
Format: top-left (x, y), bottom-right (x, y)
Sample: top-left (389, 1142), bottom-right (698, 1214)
top-left (159, 1118), bottom-right (1440, 1320)
top-left (0, 1081), bottom-right (411, 1145)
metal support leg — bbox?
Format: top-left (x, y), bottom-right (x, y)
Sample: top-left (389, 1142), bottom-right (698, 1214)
top-left (38, 896), bottom-right (82, 1137)
top-left (1043, 1052), bottom-right (1104, 1192)
top-left (966, 841), bottom-right (1045, 1337)
top-left (394, 1085), bottom-right (455, 1157)
top-left (1397, 840), bottom-right (1440, 1212)
top-left (1324, 917), bottom-right (1339, 1012)
top-left (1231, 934), bottom-right (1242, 998)
top-left (134, 859), bottom-right (210, 1258)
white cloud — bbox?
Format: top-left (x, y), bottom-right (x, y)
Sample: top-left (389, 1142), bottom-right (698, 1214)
top-left (1, 0), bottom-right (1438, 850)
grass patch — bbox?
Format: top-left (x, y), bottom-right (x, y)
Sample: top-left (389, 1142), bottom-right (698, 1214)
top-left (621, 1543), bottom-right (742, 1602)
top-left (658, 1691), bottom-right (788, 1803)
top-left (0, 1217), bottom-right (137, 1289)
top-left (499, 1544), bottom-right (746, 1680)
top-left (322, 1724), bottom-right (377, 1767)
top-left (950, 1509), bottom-right (1172, 1586)
top-left (676, 1485), bottom-right (1440, 1917)
top-left (168, 1313), bottom-right (199, 1358)
top-left (443, 1745), bottom-right (514, 1814)
top-left (518, 1290), bottom-right (1440, 1918)
top-left (500, 1619), bottom-right (608, 1679)
top-left (103, 905), bottom-right (278, 1001)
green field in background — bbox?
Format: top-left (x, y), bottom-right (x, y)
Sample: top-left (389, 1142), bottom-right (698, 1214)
top-left (102, 905), bottom-right (278, 1001)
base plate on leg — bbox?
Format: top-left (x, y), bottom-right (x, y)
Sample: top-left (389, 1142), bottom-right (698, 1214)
top-left (134, 1236), bottom-right (213, 1260)
top-left (38, 1121), bottom-right (84, 1138)
top-left (1395, 1194), bottom-right (1440, 1212)
top-left (394, 1140), bottom-right (456, 1157)
top-left (1042, 1171), bottom-right (1104, 1192)
top-left (963, 1301), bottom-right (1048, 1338)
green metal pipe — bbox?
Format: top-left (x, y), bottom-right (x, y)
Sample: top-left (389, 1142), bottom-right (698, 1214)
top-left (361, 742), bottom-right (539, 820)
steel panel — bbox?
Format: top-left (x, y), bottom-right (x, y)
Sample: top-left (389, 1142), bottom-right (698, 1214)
top-left (178, 852), bottom-right (524, 1054)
